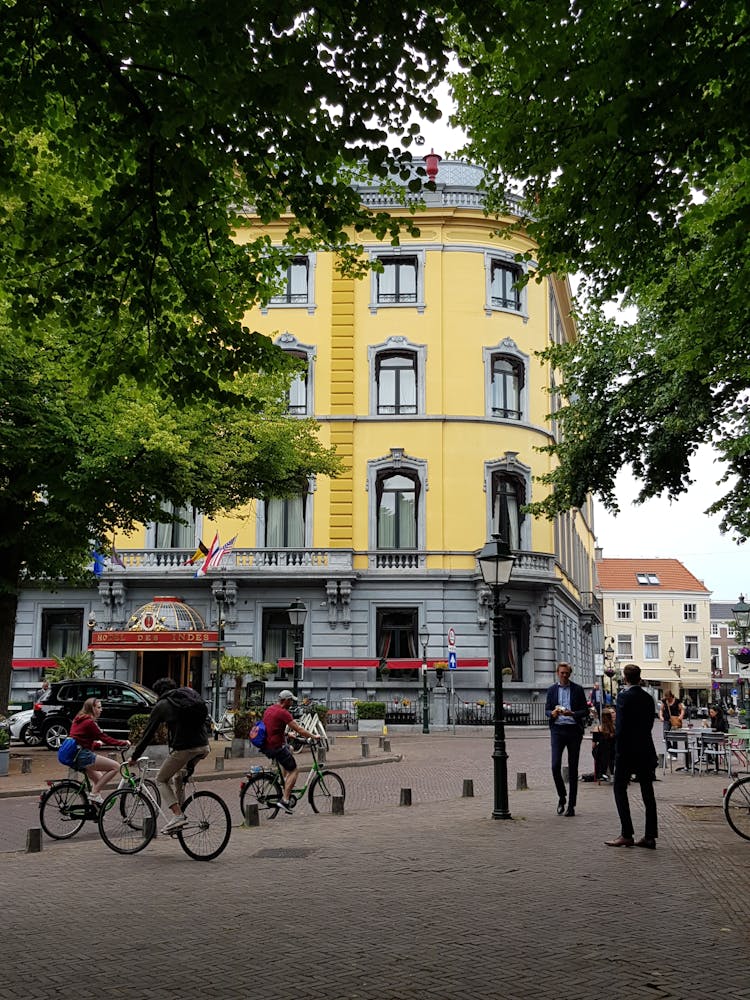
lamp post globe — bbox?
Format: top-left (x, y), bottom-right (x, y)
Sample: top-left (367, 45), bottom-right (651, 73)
top-left (477, 533), bottom-right (516, 820)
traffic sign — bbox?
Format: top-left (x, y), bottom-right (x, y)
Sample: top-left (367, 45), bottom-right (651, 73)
top-left (448, 628), bottom-right (456, 648)
top-left (448, 650), bottom-right (457, 670)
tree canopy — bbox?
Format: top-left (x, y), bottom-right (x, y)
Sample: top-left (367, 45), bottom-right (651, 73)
top-left (0, 0), bottom-right (502, 710)
top-left (452, 0), bottom-right (750, 538)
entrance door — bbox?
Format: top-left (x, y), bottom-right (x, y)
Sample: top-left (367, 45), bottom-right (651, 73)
top-left (141, 651), bottom-right (187, 691)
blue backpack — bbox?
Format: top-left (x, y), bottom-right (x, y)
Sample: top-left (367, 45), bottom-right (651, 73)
top-left (57, 737), bottom-right (81, 768)
top-left (249, 720), bottom-right (267, 749)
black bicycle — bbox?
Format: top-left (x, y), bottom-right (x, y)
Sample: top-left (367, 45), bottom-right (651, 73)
top-left (239, 739), bottom-right (345, 820)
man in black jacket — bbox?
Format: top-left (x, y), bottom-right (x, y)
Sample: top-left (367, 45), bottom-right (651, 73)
top-left (545, 662), bottom-right (589, 817)
top-left (130, 677), bottom-right (211, 834)
top-left (605, 663), bottom-right (659, 849)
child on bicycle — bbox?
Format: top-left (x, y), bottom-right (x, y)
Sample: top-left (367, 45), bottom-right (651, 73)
top-left (70, 697), bottom-right (131, 804)
top-left (262, 690), bottom-right (319, 813)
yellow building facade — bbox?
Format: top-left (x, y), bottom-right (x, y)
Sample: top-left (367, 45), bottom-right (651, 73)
top-left (12, 161), bottom-right (600, 719)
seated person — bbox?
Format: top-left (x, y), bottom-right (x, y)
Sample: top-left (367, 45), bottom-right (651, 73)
top-left (591, 707), bottom-right (616, 781)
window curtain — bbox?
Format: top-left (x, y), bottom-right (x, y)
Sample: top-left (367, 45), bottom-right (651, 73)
top-left (493, 477), bottom-right (522, 550)
top-left (155, 502), bottom-right (196, 548)
top-left (266, 496), bottom-right (305, 547)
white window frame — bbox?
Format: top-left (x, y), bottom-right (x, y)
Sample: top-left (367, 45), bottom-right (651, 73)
top-left (483, 251), bottom-right (529, 319)
top-left (642, 602), bottom-right (659, 621)
top-left (483, 452), bottom-right (532, 552)
top-left (261, 252), bottom-right (317, 315)
top-left (683, 603), bottom-right (697, 621)
top-left (366, 449), bottom-right (428, 554)
top-left (482, 338), bottom-right (529, 421)
top-left (710, 622), bottom-right (719, 637)
top-left (616, 634), bottom-right (633, 659)
top-left (146, 503), bottom-right (203, 549)
top-left (644, 634), bottom-right (660, 660)
top-left (368, 248), bottom-right (426, 314)
top-left (368, 336), bottom-right (427, 416)
top-left (274, 333), bottom-right (316, 416)
top-left (616, 602), bottom-right (632, 620)
top-left (684, 635), bottom-right (699, 661)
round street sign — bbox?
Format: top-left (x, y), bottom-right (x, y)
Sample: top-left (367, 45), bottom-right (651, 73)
top-left (448, 628), bottom-right (456, 647)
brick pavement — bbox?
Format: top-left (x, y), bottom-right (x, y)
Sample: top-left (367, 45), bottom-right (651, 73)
top-left (2, 730), bottom-right (749, 1000)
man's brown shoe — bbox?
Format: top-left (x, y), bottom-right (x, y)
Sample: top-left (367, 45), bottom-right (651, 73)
top-left (604, 835), bottom-right (634, 847)
top-left (635, 837), bottom-right (656, 849)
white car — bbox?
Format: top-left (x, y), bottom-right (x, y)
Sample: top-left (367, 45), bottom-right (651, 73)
top-left (8, 709), bottom-right (42, 746)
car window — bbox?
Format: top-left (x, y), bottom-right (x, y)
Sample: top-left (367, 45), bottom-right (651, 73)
top-left (107, 686), bottom-right (142, 707)
top-left (58, 683), bottom-right (104, 701)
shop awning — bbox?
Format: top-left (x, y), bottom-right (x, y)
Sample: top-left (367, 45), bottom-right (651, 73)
top-left (88, 596), bottom-right (216, 651)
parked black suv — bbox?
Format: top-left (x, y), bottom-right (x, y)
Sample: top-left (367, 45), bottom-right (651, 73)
top-left (29, 679), bottom-right (157, 750)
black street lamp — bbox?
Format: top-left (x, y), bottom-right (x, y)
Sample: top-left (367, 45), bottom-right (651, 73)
top-left (731, 594), bottom-right (750, 725)
top-left (477, 532), bottom-right (516, 820)
top-left (419, 625), bottom-right (430, 734)
top-left (213, 585), bottom-right (227, 738)
top-left (287, 598), bottom-right (308, 700)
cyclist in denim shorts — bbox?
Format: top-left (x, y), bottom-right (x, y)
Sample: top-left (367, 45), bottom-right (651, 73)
top-left (262, 690), bottom-right (318, 814)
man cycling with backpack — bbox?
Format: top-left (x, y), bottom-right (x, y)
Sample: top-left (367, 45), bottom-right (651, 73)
top-left (261, 689), bottom-right (319, 814)
top-left (129, 677), bottom-right (211, 833)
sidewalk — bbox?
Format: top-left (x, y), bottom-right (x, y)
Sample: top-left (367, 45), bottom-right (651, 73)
top-left (2, 731), bottom-right (748, 1000)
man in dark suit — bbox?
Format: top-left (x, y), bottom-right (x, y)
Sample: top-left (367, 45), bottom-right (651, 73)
top-left (605, 663), bottom-right (659, 849)
top-left (545, 662), bottom-right (589, 817)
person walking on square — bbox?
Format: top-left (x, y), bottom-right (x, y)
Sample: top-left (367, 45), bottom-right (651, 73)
top-left (545, 662), bottom-right (589, 817)
top-left (605, 663), bottom-right (659, 849)
top-left (659, 690), bottom-right (683, 739)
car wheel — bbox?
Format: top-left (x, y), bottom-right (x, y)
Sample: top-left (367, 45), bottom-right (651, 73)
top-left (21, 724), bottom-right (43, 747)
top-left (44, 722), bottom-right (69, 750)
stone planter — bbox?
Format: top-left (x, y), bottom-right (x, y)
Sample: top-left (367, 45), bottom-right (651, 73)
top-left (231, 738), bottom-right (253, 758)
top-left (357, 719), bottom-right (385, 733)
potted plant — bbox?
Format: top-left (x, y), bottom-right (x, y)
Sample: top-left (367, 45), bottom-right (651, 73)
top-left (231, 707), bottom-right (262, 757)
top-left (434, 661), bottom-right (448, 684)
top-left (0, 722), bottom-right (10, 777)
top-left (220, 655), bottom-right (256, 710)
top-left (50, 651), bottom-right (97, 679)
top-left (128, 713), bottom-right (169, 764)
top-left (733, 647), bottom-right (750, 665)
top-left (355, 700), bottom-right (386, 733)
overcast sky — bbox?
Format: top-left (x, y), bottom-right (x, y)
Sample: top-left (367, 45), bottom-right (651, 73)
top-left (417, 100), bottom-right (749, 602)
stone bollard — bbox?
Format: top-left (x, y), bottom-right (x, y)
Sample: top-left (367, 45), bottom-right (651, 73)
top-left (516, 772), bottom-right (528, 791)
top-left (378, 736), bottom-right (384, 748)
top-left (399, 787), bottom-right (412, 807)
top-left (361, 742), bottom-right (370, 758)
top-left (332, 795), bottom-right (345, 816)
top-left (244, 803), bottom-right (260, 827)
top-left (26, 828), bottom-right (42, 853)
top-left (657, 752), bottom-right (666, 770)
top-left (214, 757), bottom-right (225, 771)
top-left (562, 765), bottom-right (569, 783)
top-left (21, 757), bottom-right (33, 774)
top-left (144, 816), bottom-right (156, 841)
top-left (462, 779), bottom-right (474, 798)
top-left (383, 739), bottom-right (391, 753)
top-left (328, 734), bottom-right (335, 745)
top-left (224, 746), bottom-right (232, 760)
top-left (317, 746), bottom-right (327, 764)
top-left (360, 736), bottom-right (369, 747)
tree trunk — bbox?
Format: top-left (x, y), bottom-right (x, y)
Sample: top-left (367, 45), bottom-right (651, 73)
top-left (0, 590), bottom-right (20, 715)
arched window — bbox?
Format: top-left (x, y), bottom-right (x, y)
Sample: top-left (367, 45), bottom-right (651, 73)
top-left (275, 334), bottom-right (315, 416)
top-left (490, 355), bottom-right (524, 419)
top-left (376, 472), bottom-right (418, 549)
top-left (376, 352), bottom-right (417, 415)
top-left (491, 473), bottom-right (526, 551)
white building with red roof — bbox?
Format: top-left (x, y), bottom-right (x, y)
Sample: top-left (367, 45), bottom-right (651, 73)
top-left (596, 556), bottom-right (712, 704)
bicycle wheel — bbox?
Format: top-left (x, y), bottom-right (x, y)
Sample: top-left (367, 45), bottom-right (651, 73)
top-left (308, 770), bottom-right (346, 814)
top-left (98, 788), bottom-right (157, 855)
top-left (239, 771), bottom-right (283, 821)
top-left (177, 790), bottom-right (231, 860)
top-left (724, 775), bottom-right (750, 841)
top-left (118, 778), bottom-right (161, 819)
top-left (39, 780), bottom-right (88, 839)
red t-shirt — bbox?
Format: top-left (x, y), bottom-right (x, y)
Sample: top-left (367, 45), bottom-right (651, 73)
top-left (262, 704), bottom-right (293, 751)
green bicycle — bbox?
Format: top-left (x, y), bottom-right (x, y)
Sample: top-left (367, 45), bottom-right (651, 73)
top-left (38, 750), bottom-right (161, 840)
top-left (239, 738), bottom-right (345, 820)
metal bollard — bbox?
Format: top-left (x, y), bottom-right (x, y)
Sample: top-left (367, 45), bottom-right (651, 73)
top-left (214, 756), bottom-right (225, 771)
top-left (144, 816), bottom-right (156, 841)
top-left (224, 746), bottom-right (232, 759)
top-left (21, 757), bottom-right (33, 774)
top-left (516, 772), bottom-right (528, 791)
top-left (332, 795), bottom-right (345, 816)
top-left (562, 765), bottom-right (570, 783)
top-left (399, 787), bottom-right (412, 807)
top-left (462, 779), bottom-right (474, 798)
top-left (244, 803), bottom-right (260, 827)
top-left (26, 828), bottom-right (43, 853)
top-left (361, 742), bottom-right (370, 758)
top-left (317, 746), bottom-right (326, 764)
top-left (383, 739), bottom-right (391, 753)
top-left (360, 736), bottom-right (369, 747)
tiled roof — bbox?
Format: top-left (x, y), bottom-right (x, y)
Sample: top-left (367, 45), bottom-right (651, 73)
top-left (596, 558), bottom-right (710, 594)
